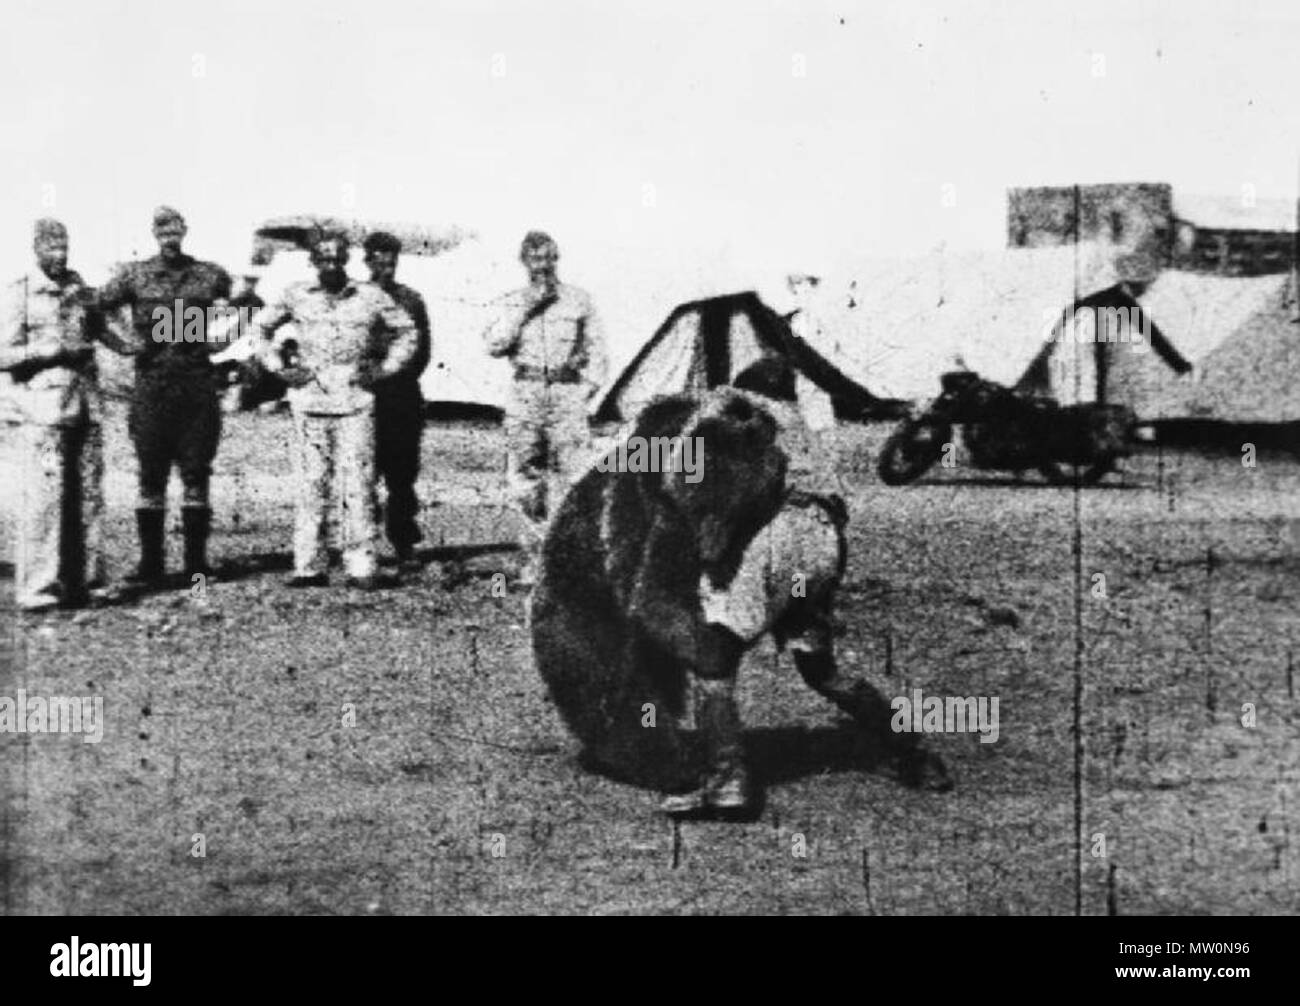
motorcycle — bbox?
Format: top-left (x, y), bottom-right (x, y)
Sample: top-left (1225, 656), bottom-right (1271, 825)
top-left (876, 370), bottom-right (1137, 486)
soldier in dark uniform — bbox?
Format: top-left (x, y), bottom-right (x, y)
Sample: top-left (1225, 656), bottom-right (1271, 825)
top-left (98, 206), bottom-right (233, 583)
top-left (362, 231), bottom-right (432, 568)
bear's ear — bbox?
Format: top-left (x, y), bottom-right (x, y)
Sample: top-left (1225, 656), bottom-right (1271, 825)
top-left (696, 387), bottom-right (778, 440)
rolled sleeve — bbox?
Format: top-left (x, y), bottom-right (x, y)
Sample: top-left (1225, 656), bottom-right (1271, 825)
top-left (408, 297), bottom-right (432, 378)
top-left (377, 300), bottom-right (418, 379)
top-left (0, 282), bottom-right (31, 371)
top-left (483, 296), bottom-right (523, 357)
top-left (217, 297), bottom-right (292, 366)
top-left (579, 297), bottom-right (609, 393)
top-left (387, 289), bottom-right (431, 381)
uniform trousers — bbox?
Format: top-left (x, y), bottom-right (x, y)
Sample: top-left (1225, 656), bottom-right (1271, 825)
top-left (290, 405), bottom-right (378, 579)
top-left (128, 367), bottom-right (221, 509)
top-left (503, 378), bottom-right (591, 537)
top-left (373, 380), bottom-right (424, 552)
top-left (13, 418), bottom-right (105, 605)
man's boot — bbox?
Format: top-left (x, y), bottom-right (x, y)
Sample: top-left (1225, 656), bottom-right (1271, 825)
top-left (659, 626), bottom-right (750, 816)
top-left (182, 506), bottom-right (212, 577)
top-left (697, 676), bottom-right (751, 812)
top-left (794, 649), bottom-right (952, 791)
top-left (794, 650), bottom-right (894, 729)
top-left (129, 507), bottom-right (166, 584)
top-left (660, 674), bottom-right (751, 815)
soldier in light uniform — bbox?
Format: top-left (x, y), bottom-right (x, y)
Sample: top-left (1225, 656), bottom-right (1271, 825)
top-left (0, 219), bottom-right (135, 610)
top-left (483, 231), bottom-right (608, 583)
top-left (98, 206), bottom-right (233, 584)
top-left (244, 230), bottom-right (418, 588)
top-left (661, 356), bottom-right (948, 816)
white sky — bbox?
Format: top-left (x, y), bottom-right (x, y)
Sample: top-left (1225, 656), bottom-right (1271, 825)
top-left (3, 0), bottom-right (1297, 363)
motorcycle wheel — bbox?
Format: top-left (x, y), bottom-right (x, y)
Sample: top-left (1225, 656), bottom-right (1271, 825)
top-left (1039, 457), bottom-right (1116, 486)
top-left (877, 419), bottom-right (950, 485)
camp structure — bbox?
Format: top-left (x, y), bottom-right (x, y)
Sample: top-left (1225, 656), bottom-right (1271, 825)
top-left (1169, 193), bottom-right (1297, 277)
top-left (251, 216), bottom-right (475, 264)
top-left (1113, 269), bottom-right (1300, 427)
top-left (1000, 183), bottom-right (1299, 437)
top-left (590, 291), bottom-right (890, 424)
top-left (796, 243), bottom-right (1191, 410)
top-left (245, 215), bottom-right (511, 419)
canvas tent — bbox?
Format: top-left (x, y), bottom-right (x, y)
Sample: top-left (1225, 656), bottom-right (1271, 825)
top-left (797, 244), bottom-right (1192, 410)
top-left (1016, 284), bottom-right (1189, 406)
top-left (591, 291), bottom-right (885, 423)
top-left (1112, 270), bottom-right (1300, 423)
top-left (251, 216), bottom-right (475, 264)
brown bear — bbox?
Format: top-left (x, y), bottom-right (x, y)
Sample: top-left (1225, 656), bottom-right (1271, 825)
top-left (530, 388), bottom-right (787, 795)
top-left (532, 380), bottom-right (950, 812)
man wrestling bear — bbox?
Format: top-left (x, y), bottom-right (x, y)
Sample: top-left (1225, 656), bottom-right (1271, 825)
top-left (531, 355), bottom-right (950, 817)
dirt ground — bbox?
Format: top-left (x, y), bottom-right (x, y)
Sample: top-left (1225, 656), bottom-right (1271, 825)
top-left (2, 403), bottom-right (1298, 915)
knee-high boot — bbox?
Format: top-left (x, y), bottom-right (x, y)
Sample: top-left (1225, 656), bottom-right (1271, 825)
top-left (182, 506), bottom-right (212, 577)
top-left (130, 507), bottom-right (166, 584)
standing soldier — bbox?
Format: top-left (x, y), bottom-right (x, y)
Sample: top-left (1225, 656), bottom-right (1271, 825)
top-left (244, 230), bottom-right (418, 588)
top-left (0, 219), bottom-right (135, 611)
top-left (483, 231), bottom-right (608, 584)
top-left (98, 206), bottom-right (233, 584)
top-left (362, 232), bottom-right (432, 570)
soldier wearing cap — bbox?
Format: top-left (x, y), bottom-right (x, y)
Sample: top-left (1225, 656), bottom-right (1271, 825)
top-left (244, 229), bottom-right (418, 588)
top-left (483, 231), bottom-right (608, 583)
top-left (1, 219), bottom-right (136, 610)
top-left (98, 206), bottom-right (233, 584)
top-left (362, 231), bottom-right (432, 568)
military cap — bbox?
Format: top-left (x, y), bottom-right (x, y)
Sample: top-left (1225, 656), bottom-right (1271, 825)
top-left (152, 205), bottom-right (186, 228)
top-left (33, 218), bottom-right (68, 244)
top-left (362, 230), bottom-right (403, 256)
top-left (520, 230), bottom-right (557, 255)
top-left (306, 225), bottom-right (350, 253)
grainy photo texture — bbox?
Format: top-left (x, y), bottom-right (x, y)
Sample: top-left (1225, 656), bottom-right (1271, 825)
top-left (1, 0), bottom-right (1298, 917)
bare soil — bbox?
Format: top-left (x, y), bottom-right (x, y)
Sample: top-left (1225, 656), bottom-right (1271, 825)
top-left (2, 405), bottom-right (1297, 914)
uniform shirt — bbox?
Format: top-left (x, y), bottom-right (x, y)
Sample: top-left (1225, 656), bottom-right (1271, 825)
top-left (0, 270), bottom-right (101, 426)
top-left (375, 281), bottom-right (431, 393)
top-left (98, 254), bottom-right (233, 374)
top-left (248, 280), bottom-right (418, 416)
top-left (483, 282), bottom-right (608, 391)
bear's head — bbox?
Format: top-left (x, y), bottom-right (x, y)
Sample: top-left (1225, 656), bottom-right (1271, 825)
top-left (636, 388), bottom-right (788, 583)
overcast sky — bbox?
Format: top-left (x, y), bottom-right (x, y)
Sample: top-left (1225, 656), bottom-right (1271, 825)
top-left (3, 0), bottom-right (1296, 356)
